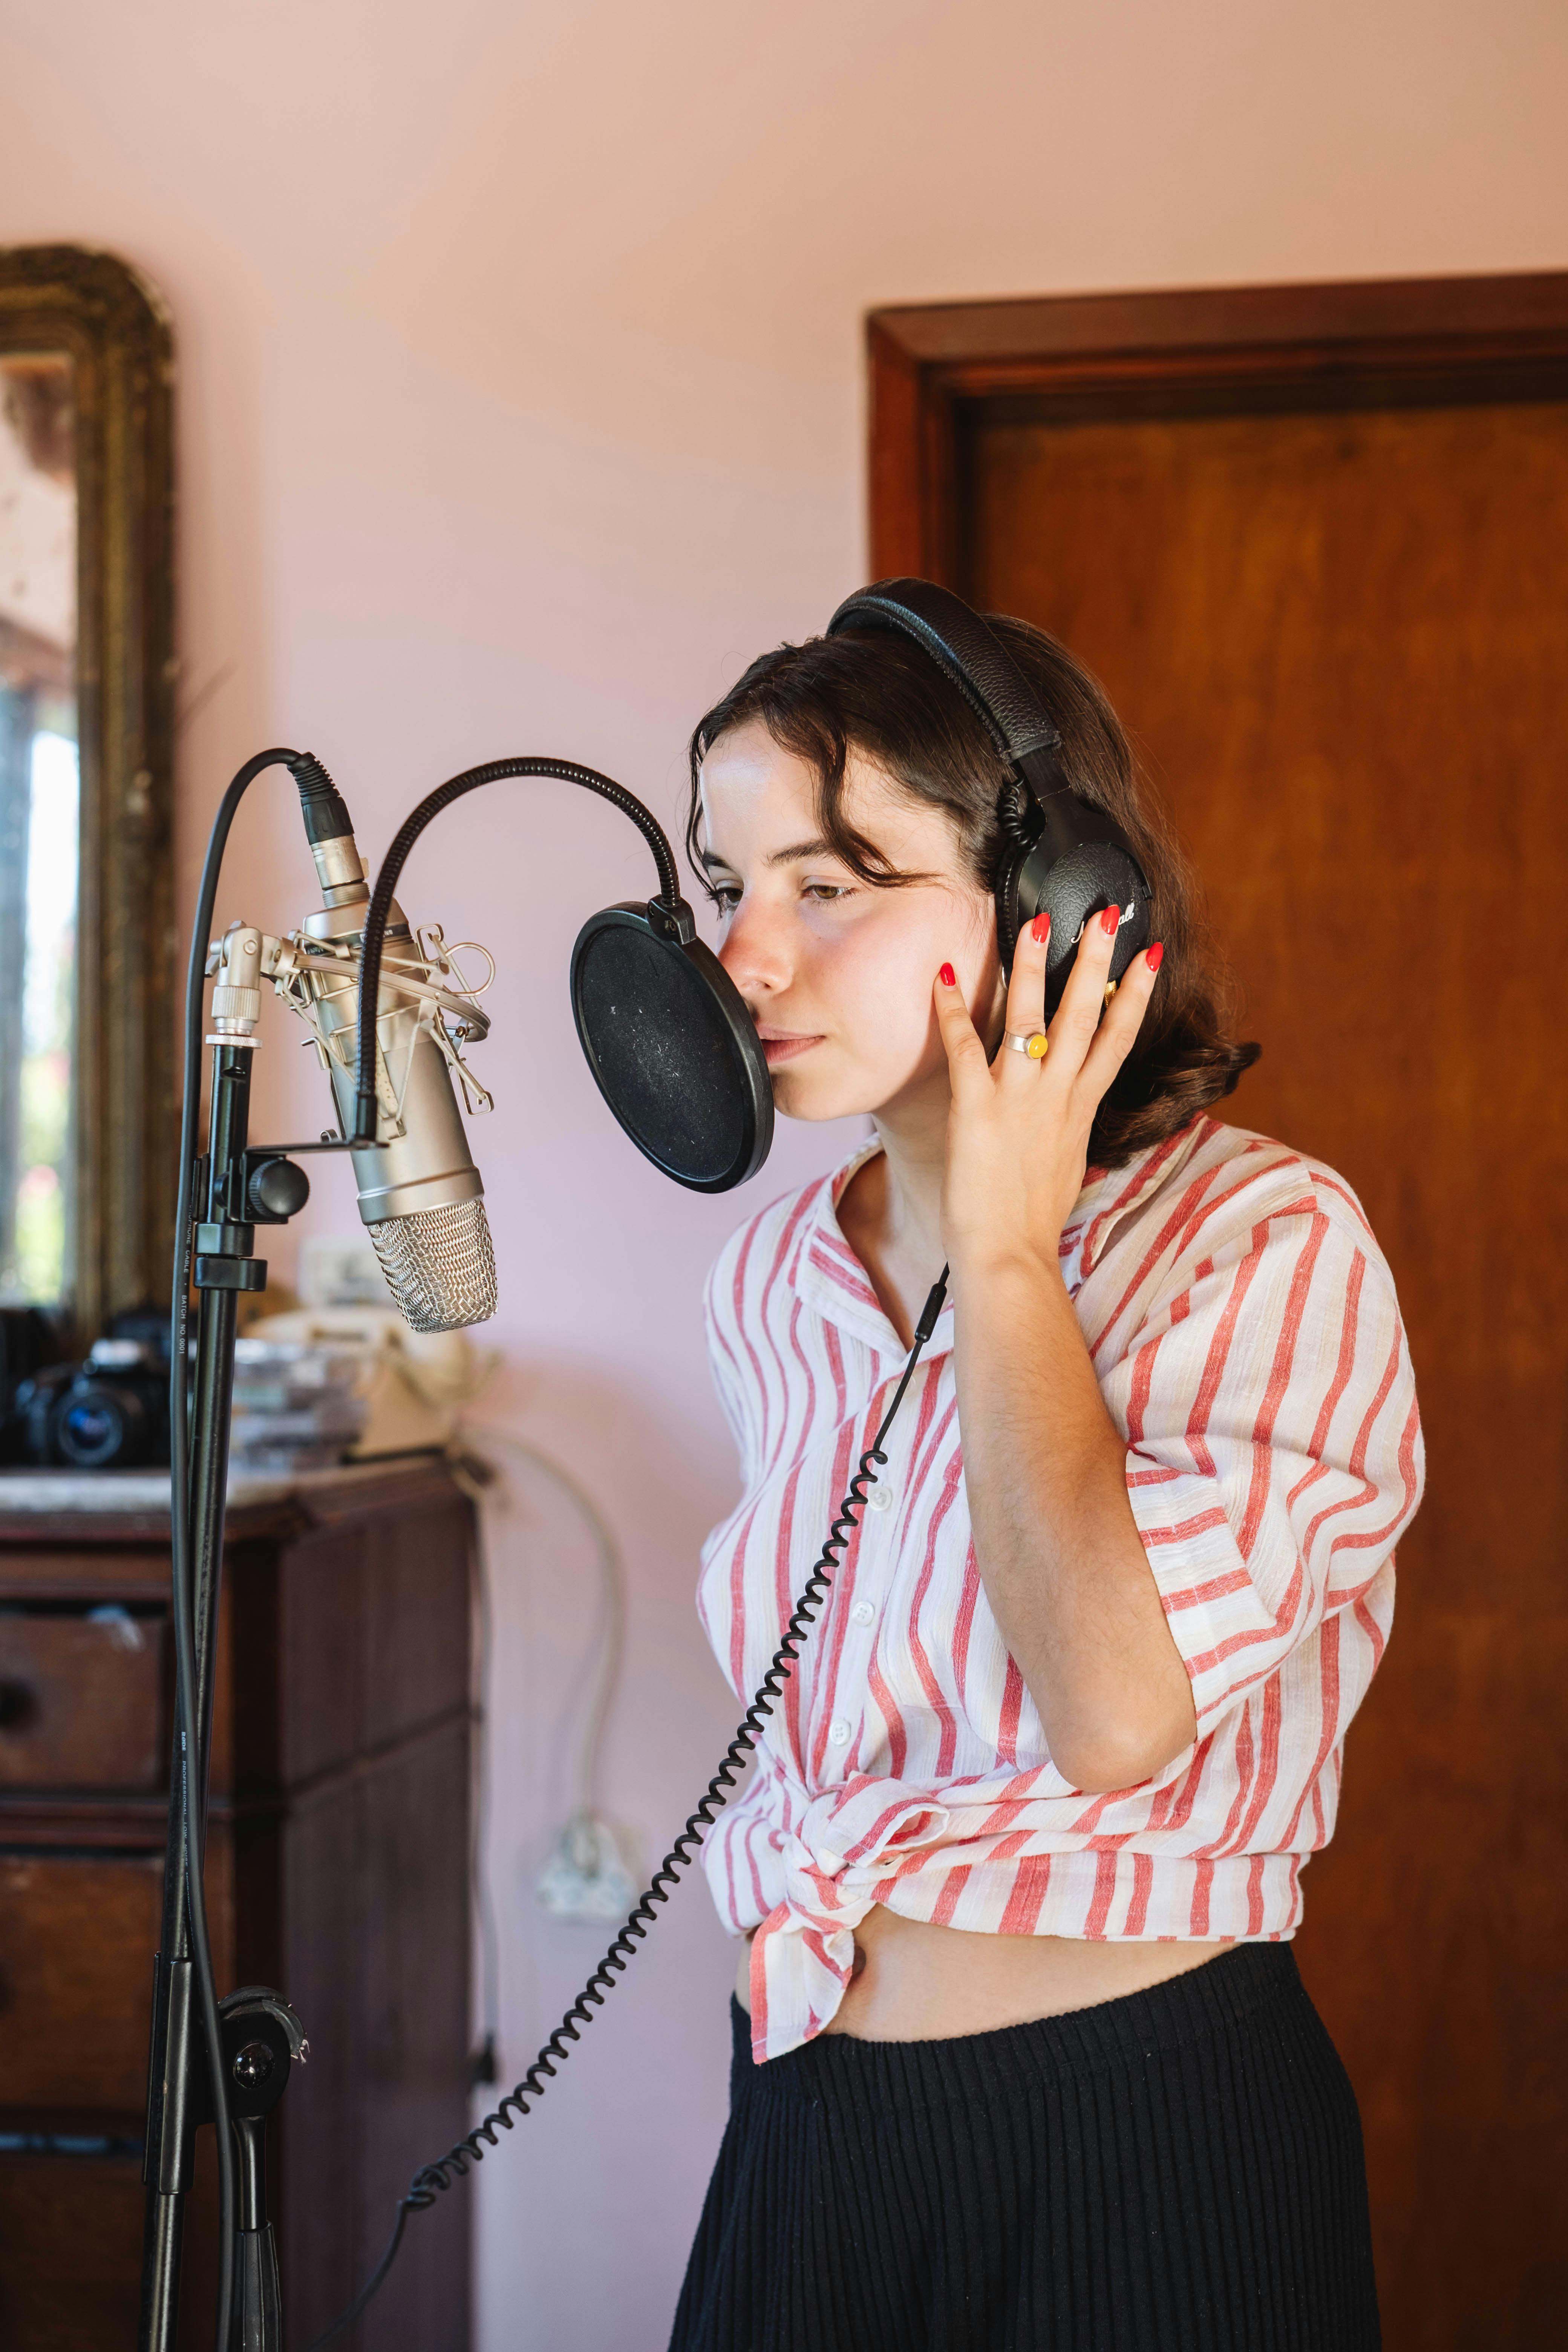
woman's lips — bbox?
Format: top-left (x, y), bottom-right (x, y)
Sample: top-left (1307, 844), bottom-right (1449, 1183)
top-left (757, 1031), bottom-right (824, 1067)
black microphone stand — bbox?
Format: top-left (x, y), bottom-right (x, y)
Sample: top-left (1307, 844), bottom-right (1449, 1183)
top-left (134, 820), bottom-right (379, 2347)
top-left (139, 1025), bottom-right (328, 2350)
top-left (133, 747), bottom-right (394, 2350)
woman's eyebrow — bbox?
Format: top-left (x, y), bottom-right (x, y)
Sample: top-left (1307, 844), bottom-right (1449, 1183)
top-left (698, 839), bottom-right (838, 871)
top-left (767, 838), bottom-right (837, 866)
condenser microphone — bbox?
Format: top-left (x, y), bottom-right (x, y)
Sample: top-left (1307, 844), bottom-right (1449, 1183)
top-left (289, 757), bottom-right (499, 1332)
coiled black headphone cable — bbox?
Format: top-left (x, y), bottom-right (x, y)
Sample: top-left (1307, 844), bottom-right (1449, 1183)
top-left (305, 1267), bottom-right (949, 2350)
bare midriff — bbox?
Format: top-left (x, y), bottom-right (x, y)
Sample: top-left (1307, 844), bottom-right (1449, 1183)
top-left (735, 1905), bottom-right (1230, 2041)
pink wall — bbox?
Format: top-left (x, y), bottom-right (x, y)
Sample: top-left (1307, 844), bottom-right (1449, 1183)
top-left (4, 3), bottom-right (1565, 2342)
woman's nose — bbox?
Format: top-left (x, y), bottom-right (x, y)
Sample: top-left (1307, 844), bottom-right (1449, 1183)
top-left (717, 894), bottom-right (793, 1002)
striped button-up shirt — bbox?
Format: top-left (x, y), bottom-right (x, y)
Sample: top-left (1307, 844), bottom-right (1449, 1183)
top-left (697, 1113), bottom-right (1424, 2064)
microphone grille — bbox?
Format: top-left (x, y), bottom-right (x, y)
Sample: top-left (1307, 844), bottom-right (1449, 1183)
top-left (368, 1196), bottom-right (498, 1333)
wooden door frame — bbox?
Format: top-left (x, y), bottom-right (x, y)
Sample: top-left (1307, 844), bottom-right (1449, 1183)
top-left (868, 271), bottom-right (1568, 584)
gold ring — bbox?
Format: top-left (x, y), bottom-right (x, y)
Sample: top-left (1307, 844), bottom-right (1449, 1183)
top-left (1003, 1029), bottom-right (1049, 1060)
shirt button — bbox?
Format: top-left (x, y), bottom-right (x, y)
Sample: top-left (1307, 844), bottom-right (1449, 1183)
top-left (850, 1601), bottom-right (874, 1626)
top-left (866, 1485), bottom-right (894, 1513)
top-left (827, 1717), bottom-right (852, 1746)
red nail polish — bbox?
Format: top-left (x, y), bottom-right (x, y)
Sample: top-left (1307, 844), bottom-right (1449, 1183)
top-left (939, 962), bottom-right (956, 988)
top-left (1099, 904), bottom-right (1121, 936)
top-left (1146, 941), bottom-right (1164, 973)
top-left (1030, 912), bottom-right (1050, 946)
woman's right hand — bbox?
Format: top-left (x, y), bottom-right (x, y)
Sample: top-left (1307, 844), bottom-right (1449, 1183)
top-left (933, 909), bottom-right (1163, 1279)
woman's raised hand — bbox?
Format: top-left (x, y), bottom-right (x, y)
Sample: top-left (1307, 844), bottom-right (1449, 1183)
top-left (933, 910), bottom-right (1163, 1277)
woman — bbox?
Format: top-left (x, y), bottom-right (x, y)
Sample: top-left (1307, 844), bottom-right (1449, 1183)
top-left (669, 608), bottom-right (1422, 2352)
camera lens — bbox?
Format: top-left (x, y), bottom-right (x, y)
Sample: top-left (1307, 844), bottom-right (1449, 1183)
top-left (34, 1335), bottom-right (169, 1470)
top-left (57, 1391), bottom-right (130, 1467)
top-left (54, 1379), bottom-right (161, 1468)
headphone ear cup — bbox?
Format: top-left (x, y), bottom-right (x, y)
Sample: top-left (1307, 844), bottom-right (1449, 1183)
top-left (1014, 840), bottom-right (1152, 1014)
top-left (992, 834), bottom-right (1033, 974)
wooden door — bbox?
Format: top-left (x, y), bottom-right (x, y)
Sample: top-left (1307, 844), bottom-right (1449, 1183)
top-left (870, 278), bottom-right (1568, 2352)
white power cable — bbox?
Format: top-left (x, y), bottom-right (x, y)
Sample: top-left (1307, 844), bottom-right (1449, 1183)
top-left (455, 1423), bottom-right (635, 1925)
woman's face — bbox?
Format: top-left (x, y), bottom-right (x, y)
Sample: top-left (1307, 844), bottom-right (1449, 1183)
top-left (698, 720), bottom-right (1002, 1124)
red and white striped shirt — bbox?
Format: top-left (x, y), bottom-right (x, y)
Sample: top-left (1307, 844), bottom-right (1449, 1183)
top-left (697, 1113), bottom-right (1423, 2064)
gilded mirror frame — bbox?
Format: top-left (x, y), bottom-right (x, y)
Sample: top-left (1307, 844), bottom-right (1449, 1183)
top-left (0, 245), bottom-right (175, 1347)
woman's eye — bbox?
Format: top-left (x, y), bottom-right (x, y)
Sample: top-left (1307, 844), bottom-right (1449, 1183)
top-left (802, 883), bottom-right (851, 903)
top-left (710, 884), bottom-right (741, 913)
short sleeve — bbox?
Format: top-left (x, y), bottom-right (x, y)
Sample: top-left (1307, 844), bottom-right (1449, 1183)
top-left (1111, 1185), bottom-right (1423, 1733)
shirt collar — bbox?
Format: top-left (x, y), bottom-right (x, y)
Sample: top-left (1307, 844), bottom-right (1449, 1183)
top-left (796, 1113), bottom-right (1213, 1354)
top-left (790, 1134), bottom-right (952, 1361)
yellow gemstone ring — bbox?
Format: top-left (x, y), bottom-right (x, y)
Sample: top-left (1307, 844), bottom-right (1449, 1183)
top-left (1003, 1029), bottom-right (1050, 1060)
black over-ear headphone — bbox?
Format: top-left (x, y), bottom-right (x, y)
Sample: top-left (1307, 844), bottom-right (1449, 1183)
top-left (826, 579), bottom-right (1152, 1008)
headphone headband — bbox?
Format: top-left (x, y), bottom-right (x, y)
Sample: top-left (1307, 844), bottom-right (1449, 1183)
top-left (825, 577), bottom-right (1063, 782)
top-left (823, 576), bottom-right (1151, 992)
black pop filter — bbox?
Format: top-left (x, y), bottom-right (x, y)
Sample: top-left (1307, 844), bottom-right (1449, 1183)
top-left (570, 903), bottom-right (774, 1191)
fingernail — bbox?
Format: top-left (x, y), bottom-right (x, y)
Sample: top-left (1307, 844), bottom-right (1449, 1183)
top-left (939, 962), bottom-right (956, 988)
top-left (1030, 912), bottom-right (1050, 946)
top-left (1099, 904), bottom-right (1121, 936)
top-left (1146, 941), bottom-right (1164, 973)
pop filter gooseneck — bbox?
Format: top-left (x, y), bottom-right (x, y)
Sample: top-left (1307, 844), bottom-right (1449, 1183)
top-left (349, 757), bottom-right (773, 1193)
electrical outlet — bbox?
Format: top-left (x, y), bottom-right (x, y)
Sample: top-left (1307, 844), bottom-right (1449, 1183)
top-left (536, 1813), bottom-right (637, 1923)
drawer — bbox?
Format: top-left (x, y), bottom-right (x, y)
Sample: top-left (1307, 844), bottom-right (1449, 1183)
top-left (0, 2142), bottom-right (218, 2352)
top-left (0, 1549), bottom-right (172, 1604)
top-left (0, 1853), bottom-right (161, 2113)
top-left (0, 2150), bottom-right (144, 2350)
top-left (0, 1609), bottom-right (166, 1788)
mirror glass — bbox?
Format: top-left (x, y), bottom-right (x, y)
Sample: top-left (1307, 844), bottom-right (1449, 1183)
top-left (0, 354), bottom-right (78, 1309)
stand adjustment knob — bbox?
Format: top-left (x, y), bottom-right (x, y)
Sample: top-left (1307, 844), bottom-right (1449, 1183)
top-left (233, 2039), bottom-right (275, 2089)
top-left (246, 1156), bottom-right (311, 1220)
top-left (218, 1989), bottom-right (307, 2122)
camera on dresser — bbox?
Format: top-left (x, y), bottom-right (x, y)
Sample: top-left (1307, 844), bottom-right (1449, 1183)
top-left (3, 1306), bottom-right (173, 1471)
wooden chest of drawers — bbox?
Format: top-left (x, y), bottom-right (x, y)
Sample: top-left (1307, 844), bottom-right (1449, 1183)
top-left (0, 1458), bottom-right (475, 2350)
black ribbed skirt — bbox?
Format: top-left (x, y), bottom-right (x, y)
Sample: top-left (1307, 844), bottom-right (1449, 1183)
top-left (669, 1945), bottom-right (1378, 2352)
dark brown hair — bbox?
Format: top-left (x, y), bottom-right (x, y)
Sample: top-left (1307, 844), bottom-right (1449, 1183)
top-left (686, 614), bottom-right (1259, 1167)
